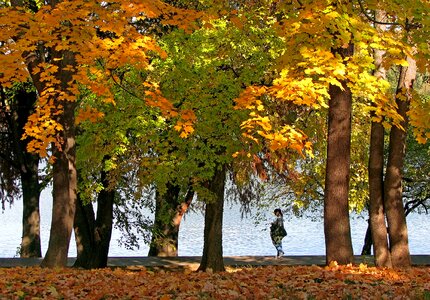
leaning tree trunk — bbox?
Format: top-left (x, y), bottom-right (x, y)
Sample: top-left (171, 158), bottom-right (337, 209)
top-left (198, 166), bottom-right (226, 272)
top-left (324, 44), bottom-right (354, 266)
top-left (384, 56), bottom-right (416, 268)
top-left (369, 120), bottom-right (392, 267)
top-left (41, 98), bottom-right (77, 268)
top-left (73, 170), bottom-right (114, 269)
top-left (41, 50), bottom-right (77, 268)
top-left (367, 11), bottom-right (392, 267)
top-left (149, 184), bottom-right (193, 257)
top-left (367, 105), bottom-right (388, 258)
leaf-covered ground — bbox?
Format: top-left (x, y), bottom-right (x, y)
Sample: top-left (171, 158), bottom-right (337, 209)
top-left (1, 263), bottom-right (429, 299)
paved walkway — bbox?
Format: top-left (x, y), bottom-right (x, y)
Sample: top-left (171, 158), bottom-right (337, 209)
top-left (0, 255), bottom-right (429, 268)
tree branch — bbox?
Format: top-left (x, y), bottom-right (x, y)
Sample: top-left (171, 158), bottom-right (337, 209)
top-left (356, 0), bottom-right (401, 27)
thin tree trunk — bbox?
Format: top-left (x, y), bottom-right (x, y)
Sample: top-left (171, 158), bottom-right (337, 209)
top-left (384, 56), bottom-right (416, 268)
top-left (149, 184), bottom-right (193, 257)
top-left (198, 166), bottom-right (226, 272)
top-left (11, 87), bottom-right (42, 258)
top-left (324, 44), bottom-right (354, 266)
top-left (368, 11), bottom-right (392, 266)
top-left (360, 219), bottom-right (372, 256)
top-left (369, 120), bottom-right (393, 267)
top-left (20, 159), bottom-right (42, 257)
top-left (73, 170), bottom-right (114, 269)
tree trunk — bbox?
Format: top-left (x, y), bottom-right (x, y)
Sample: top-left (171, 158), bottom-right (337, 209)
top-left (384, 57), bottom-right (416, 268)
top-left (198, 166), bottom-right (226, 272)
top-left (10, 0), bottom-right (77, 267)
top-left (12, 87), bottom-right (42, 258)
top-left (41, 99), bottom-right (77, 268)
top-left (149, 184), bottom-right (193, 257)
top-left (20, 159), bottom-right (42, 258)
top-left (41, 50), bottom-right (77, 268)
top-left (369, 121), bottom-right (393, 267)
top-left (360, 219), bottom-right (372, 256)
top-left (324, 44), bottom-right (354, 266)
top-left (367, 13), bottom-right (392, 266)
top-left (73, 170), bottom-right (114, 269)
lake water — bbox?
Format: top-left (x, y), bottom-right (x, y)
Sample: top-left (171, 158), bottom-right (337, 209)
top-left (0, 188), bottom-right (428, 257)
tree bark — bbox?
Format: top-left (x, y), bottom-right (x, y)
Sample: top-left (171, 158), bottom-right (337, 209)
top-left (20, 158), bottom-right (42, 258)
top-left (369, 121), bottom-right (393, 267)
top-left (41, 50), bottom-right (77, 268)
top-left (368, 13), bottom-right (392, 266)
top-left (10, 0), bottom-right (78, 267)
top-left (384, 56), bottom-right (416, 268)
top-left (324, 44), bottom-right (354, 266)
top-left (41, 100), bottom-right (77, 267)
top-left (0, 0), bottom-right (42, 255)
top-left (149, 184), bottom-right (193, 257)
top-left (360, 219), bottom-right (372, 256)
top-left (73, 170), bottom-right (114, 269)
top-left (198, 166), bottom-right (226, 272)
top-left (11, 87), bottom-right (42, 258)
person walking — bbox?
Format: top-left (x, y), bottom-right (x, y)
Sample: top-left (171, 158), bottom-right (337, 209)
top-left (270, 208), bottom-right (287, 258)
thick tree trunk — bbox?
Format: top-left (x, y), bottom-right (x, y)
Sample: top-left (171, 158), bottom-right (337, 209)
top-left (73, 170), bottom-right (114, 269)
top-left (384, 57), bottom-right (416, 268)
top-left (11, 0), bottom-right (77, 267)
top-left (41, 51), bottom-right (77, 268)
top-left (198, 166), bottom-right (226, 272)
top-left (149, 184), bottom-right (193, 257)
top-left (324, 44), bottom-right (354, 266)
top-left (41, 99), bottom-right (77, 268)
top-left (367, 15), bottom-right (392, 266)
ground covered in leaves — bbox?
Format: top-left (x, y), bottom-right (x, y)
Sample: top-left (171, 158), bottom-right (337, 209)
top-left (1, 263), bottom-right (429, 299)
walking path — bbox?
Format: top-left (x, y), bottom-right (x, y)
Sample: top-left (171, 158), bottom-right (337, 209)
top-left (0, 255), bottom-right (429, 268)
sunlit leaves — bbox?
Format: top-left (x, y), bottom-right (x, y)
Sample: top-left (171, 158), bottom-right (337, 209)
top-left (234, 0), bottom-right (430, 170)
top-left (173, 109), bottom-right (196, 138)
top-left (146, 16), bottom-right (285, 189)
top-left (0, 0), bottom-right (203, 157)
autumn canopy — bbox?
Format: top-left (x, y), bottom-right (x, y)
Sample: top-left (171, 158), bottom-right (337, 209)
top-left (0, 0), bottom-right (429, 276)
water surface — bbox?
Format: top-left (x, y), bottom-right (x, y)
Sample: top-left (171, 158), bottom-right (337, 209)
top-left (1, 189), bottom-right (428, 257)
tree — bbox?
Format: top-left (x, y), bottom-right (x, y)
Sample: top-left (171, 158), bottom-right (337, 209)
top-left (1, 0), bottom-right (201, 267)
top-left (151, 13), bottom-right (292, 270)
top-left (367, 10), bottom-right (392, 267)
top-left (148, 184), bottom-right (193, 256)
top-left (323, 42), bottom-right (355, 265)
top-left (40, 50), bottom-right (78, 268)
top-left (358, 0), bottom-right (430, 267)
top-left (0, 82), bottom-right (43, 258)
top-left (231, 0), bottom-right (430, 266)
top-left (73, 167), bottom-right (114, 269)
top-left (383, 56), bottom-right (416, 267)
top-left (198, 166), bottom-right (226, 272)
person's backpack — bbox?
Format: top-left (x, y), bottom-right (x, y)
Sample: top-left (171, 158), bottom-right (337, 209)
top-left (271, 223), bottom-right (287, 237)
top-left (279, 226), bottom-right (287, 237)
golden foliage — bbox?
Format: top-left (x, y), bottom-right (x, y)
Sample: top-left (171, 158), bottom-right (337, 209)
top-left (0, 0), bottom-right (202, 156)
